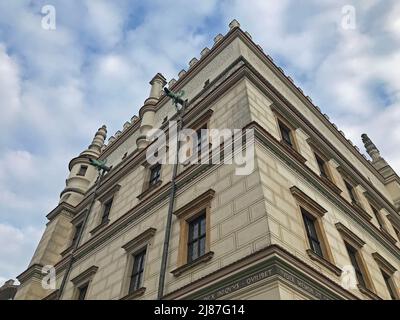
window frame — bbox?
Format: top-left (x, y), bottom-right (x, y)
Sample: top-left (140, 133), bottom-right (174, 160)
top-left (313, 151), bottom-right (331, 181)
top-left (336, 222), bottom-right (376, 293)
top-left (372, 252), bottom-right (399, 300)
top-left (148, 163), bottom-right (162, 187)
top-left (345, 242), bottom-right (367, 288)
top-left (120, 228), bottom-right (156, 299)
top-left (370, 203), bottom-right (386, 231)
top-left (77, 165), bottom-right (88, 177)
top-left (344, 179), bottom-right (358, 204)
top-left (71, 222), bottom-right (83, 248)
top-left (173, 189), bottom-right (215, 275)
top-left (291, 186), bottom-right (342, 276)
top-left (90, 184), bottom-right (121, 233)
top-left (187, 211), bottom-right (207, 263)
top-left (70, 265), bottom-right (98, 300)
top-left (381, 269), bottom-right (398, 300)
top-left (301, 209), bottom-right (324, 258)
top-left (277, 118), bottom-right (295, 149)
top-left (184, 120), bottom-right (210, 165)
top-left (128, 249), bottom-right (147, 294)
top-left (100, 197), bottom-right (114, 225)
top-left (77, 282), bottom-right (89, 300)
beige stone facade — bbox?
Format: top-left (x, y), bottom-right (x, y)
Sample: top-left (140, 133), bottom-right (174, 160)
top-left (15, 20), bottom-right (400, 300)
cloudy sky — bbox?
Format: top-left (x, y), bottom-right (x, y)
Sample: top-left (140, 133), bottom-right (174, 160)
top-left (0, 0), bottom-right (399, 285)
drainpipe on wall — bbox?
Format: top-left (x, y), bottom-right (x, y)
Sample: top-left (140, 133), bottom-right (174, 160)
top-left (157, 89), bottom-right (187, 300)
top-left (57, 168), bottom-right (106, 300)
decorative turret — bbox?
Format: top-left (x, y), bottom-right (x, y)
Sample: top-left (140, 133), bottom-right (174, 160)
top-left (60, 125), bottom-right (107, 206)
top-left (361, 134), bottom-right (381, 162)
top-left (362, 133), bottom-right (400, 210)
top-left (136, 73), bottom-right (167, 149)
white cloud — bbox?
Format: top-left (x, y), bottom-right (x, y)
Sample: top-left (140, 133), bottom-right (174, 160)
top-left (0, 223), bottom-right (43, 282)
top-left (0, 44), bottom-right (21, 126)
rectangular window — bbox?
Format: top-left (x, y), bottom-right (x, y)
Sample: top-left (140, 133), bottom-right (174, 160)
top-left (77, 165), bottom-right (88, 177)
top-left (101, 198), bottom-right (113, 224)
top-left (315, 153), bottom-right (329, 180)
top-left (72, 222), bottom-right (83, 247)
top-left (195, 124), bottom-right (208, 151)
top-left (129, 249), bottom-right (146, 293)
top-left (345, 243), bottom-right (366, 288)
top-left (344, 180), bottom-right (357, 204)
top-left (77, 283), bottom-right (89, 300)
top-left (302, 209), bottom-right (323, 257)
top-left (149, 164), bottom-right (161, 186)
top-left (370, 205), bottom-right (385, 230)
top-left (187, 211), bottom-right (207, 263)
top-left (278, 120), bottom-right (293, 147)
top-left (381, 270), bottom-right (397, 300)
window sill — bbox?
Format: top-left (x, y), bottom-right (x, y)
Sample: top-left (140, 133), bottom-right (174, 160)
top-left (137, 180), bottom-right (162, 201)
top-left (350, 201), bottom-right (373, 222)
top-left (279, 140), bottom-right (307, 164)
top-left (89, 219), bottom-right (110, 235)
top-left (306, 249), bottom-right (342, 276)
top-left (350, 202), bottom-right (398, 245)
top-left (120, 287), bottom-right (146, 300)
top-left (357, 284), bottom-right (382, 300)
top-left (380, 228), bottom-right (398, 245)
top-left (319, 175), bottom-right (342, 195)
top-left (60, 245), bottom-right (73, 257)
top-left (171, 251), bottom-right (214, 277)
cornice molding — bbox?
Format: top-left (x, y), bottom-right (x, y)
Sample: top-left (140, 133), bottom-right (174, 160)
top-left (97, 184), bottom-right (121, 203)
top-left (164, 244), bottom-right (358, 300)
top-left (46, 202), bottom-right (75, 221)
top-left (372, 252), bottom-right (397, 274)
top-left (70, 265), bottom-right (98, 285)
top-left (174, 189), bottom-right (215, 218)
top-left (335, 222), bottom-right (366, 249)
top-left (121, 227), bottom-right (157, 253)
top-left (290, 186), bottom-right (327, 217)
top-left (16, 263), bottom-right (44, 284)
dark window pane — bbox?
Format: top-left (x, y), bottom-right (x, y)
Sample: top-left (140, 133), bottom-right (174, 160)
top-left (200, 217), bottom-right (206, 236)
top-left (345, 180), bottom-right (357, 203)
top-left (129, 249), bottom-right (146, 293)
top-left (72, 223), bottom-right (82, 247)
top-left (77, 165), bottom-right (88, 177)
top-left (188, 213), bottom-right (206, 263)
top-left (77, 283), bottom-right (88, 300)
top-left (101, 198), bottom-right (113, 224)
top-left (302, 210), bottom-right (323, 257)
top-left (345, 243), bottom-right (366, 287)
top-left (149, 164), bottom-right (161, 186)
top-left (278, 121), bottom-right (293, 147)
top-left (315, 154), bottom-right (328, 179)
top-left (199, 237), bottom-right (206, 256)
top-left (371, 205), bottom-right (384, 229)
top-left (382, 270), bottom-right (396, 300)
